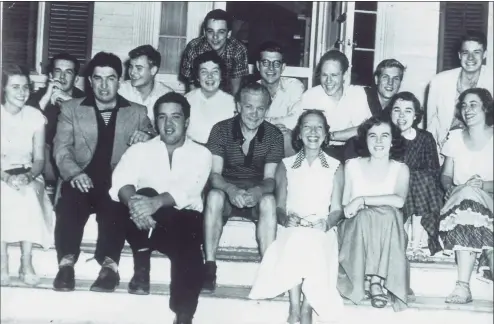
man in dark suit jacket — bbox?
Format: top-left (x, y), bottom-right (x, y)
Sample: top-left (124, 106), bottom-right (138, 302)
top-left (26, 52), bottom-right (86, 182)
top-left (52, 52), bottom-right (156, 293)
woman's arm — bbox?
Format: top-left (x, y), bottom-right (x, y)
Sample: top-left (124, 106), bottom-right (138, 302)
top-left (361, 163), bottom-right (410, 209)
top-left (274, 162), bottom-right (288, 225)
top-left (30, 126), bottom-right (46, 179)
top-left (328, 165), bottom-right (345, 227)
top-left (440, 156), bottom-right (455, 192)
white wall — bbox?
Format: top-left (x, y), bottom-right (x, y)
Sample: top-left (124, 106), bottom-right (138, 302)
top-left (375, 2), bottom-right (441, 107)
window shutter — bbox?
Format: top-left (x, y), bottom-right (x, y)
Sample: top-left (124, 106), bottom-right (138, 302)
top-left (42, 1), bottom-right (94, 75)
top-left (1, 1), bottom-right (38, 70)
top-left (438, 1), bottom-right (488, 72)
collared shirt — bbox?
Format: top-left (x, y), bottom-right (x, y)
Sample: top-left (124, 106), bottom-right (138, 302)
top-left (27, 86), bottom-right (85, 145)
top-left (109, 137), bottom-right (212, 213)
top-left (185, 88), bottom-right (236, 144)
top-left (259, 77), bottom-right (305, 130)
top-left (283, 150), bottom-right (340, 219)
top-left (180, 36), bottom-right (249, 83)
top-left (292, 84), bottom-right (371, 145)
top-left (206, 116), bottom-right (284, 180)
top-left (118, 80), bottom-right (173, 123)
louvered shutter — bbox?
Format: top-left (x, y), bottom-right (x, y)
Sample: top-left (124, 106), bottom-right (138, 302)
top-left (438, 1), bottom-right (488, 72)
top-left (1, 1), bottom-right (38, 69)
top-left (42, 1), bottom-right (94, 75)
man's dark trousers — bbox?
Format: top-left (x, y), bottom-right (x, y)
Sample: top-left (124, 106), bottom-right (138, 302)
top-left (126, 188), bottom-right (204, 316)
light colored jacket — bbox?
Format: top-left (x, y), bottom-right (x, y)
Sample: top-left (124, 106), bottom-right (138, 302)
top-left (426, 66), bottom-right (493, 151)
top-left (53, 96), bottom-right (155, 181)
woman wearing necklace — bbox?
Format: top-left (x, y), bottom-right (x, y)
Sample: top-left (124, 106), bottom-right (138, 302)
top-left (426, 31), bottom-right (493, 163)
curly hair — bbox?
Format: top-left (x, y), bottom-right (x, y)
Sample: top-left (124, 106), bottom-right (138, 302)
top-left (192, 50), bottom-right (226, 88)
top-left (354, 115), bottom-right (406, 161)
top-left (291, 109), bottom-right (330, 152)
top-left (456, 88), bottom-right (494, 126)
top-left (383, 91), bottom-right (424, 128)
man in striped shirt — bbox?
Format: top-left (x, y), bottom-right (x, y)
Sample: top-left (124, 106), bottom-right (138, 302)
top-left (203, 81), bottom-right (284, 292)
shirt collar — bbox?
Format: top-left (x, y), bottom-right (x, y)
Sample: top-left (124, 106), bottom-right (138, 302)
top-left (291, 149), bottom-right (330, 169)
top-left (232, 115), bottom-right (265, 143)
top-left (81, 94), bottom-right (131, 108)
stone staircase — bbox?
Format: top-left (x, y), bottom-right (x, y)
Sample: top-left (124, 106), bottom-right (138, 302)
top-left (1, 216), bottom-right (493, 324)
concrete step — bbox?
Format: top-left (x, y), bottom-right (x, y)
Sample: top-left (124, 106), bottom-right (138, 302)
top-left (1, 284), bottom-right (492, 324)
top-left (4, 244), bottom-right (493, 302)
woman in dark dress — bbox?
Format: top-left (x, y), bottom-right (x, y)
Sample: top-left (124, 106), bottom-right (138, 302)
top-left (384, 92), bottom-right (444, 258)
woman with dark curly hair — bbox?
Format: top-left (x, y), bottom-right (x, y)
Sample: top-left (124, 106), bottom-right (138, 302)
top-left (385, 92), bottom-right (444, 259)
top-left (439, 87), bottom-right (493, 304)
top-left (250, 110), bottom-right (345, 324)
top-left (337, 115), bottom-right (410, 311)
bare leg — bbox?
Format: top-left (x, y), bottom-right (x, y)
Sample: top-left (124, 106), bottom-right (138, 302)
top-left (300, 294), bottom-right (312, 324)
top-left (257, 195), bottom-right (277, 257)
top-left (288, 284), bottom-right (302, 324)
top-left (20, 241), bottom-right (39, 285)
top-left (446, 250), bottom-right (475, 303)
top-left (1, 242), bottom-right (9, 285)
top-left (203, 190), bottom-right (226, 262)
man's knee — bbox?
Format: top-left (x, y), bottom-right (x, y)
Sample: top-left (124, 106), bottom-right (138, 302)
top-left (205, 189), bottom-right (226, 212)
top-left (136, 187), bottom-right (158, 197)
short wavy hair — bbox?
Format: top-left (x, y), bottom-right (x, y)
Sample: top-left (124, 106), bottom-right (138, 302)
top-left (383, 91), bottom-right (424, 127)
top-left (313, 50), bottom-right (349, 86)
top-left (374, 58), bottom-right (406, 81)
top-left (192, 50), bottom-right (226, 88)
top-left (354, 115), bottom-right (406, 161)
top-left (456, 88), bottom-right (494, 126)
top-left (291, 109), bottom-right (330, 152)
top-left (1, 64), bottom-right (31, 104)
top-left (128, 45), bottom-right (161, 69)
top-left (235, 79), bottom-right (272, 106)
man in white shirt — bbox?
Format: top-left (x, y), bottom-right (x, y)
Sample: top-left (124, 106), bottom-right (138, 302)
top-left (292, 50), bottom-right (371, 162)
top-left (109, 92), bottom-right (212, 324)
top-left (257, 41), bottom-right (305, 156)
top-left (119, 45), bottom-right (173, 123)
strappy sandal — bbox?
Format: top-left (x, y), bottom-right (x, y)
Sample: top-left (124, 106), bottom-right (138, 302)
top-left (370, 282), bottom-right (388, 308)
top-left (445, 281), bottom-right (473, 304)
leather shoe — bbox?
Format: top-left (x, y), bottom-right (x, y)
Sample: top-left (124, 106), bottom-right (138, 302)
top-left (53, 266), bottom-right (75, 292)
top-left (174, 313), bottom-right (193, 324)
top-left (128, 268), bottom-right (150, 295)
top-left (90, 267), bottom-right (120, 293)
top-left (202, 261), bottom-right (217, 293)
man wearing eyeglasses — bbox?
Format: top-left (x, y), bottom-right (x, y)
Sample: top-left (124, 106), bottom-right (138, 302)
top-left (257, 41), bottom-right (305, 157)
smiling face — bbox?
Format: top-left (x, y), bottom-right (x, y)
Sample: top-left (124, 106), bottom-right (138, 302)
top-left (128, 55), bottom-right (157, 88)
top-left (237, 90), bottom-right (269, 131)
top-left (366, 122), bottom-right (392, 159)
top-left (198, 60), bottom-right (221, 96)
top-left (257, 51), bottom-right (285, 85)
top-left (299, 113), bottom-right (327, 151)
top-left (51, 59), bottom-right (77, 92)
top-left (460, 93), bottom-right (486, 127)
top-left (459, 41), bottom-right (486, 73)
top-left (320, 60), bottom-right (345, 97)
top-left (390, 99), bottom-right (416, 133)
top-left (204, 19), bottom-right (230, 53)
top-left (3, 74), bottom-right (30, 109)
top-left (89, 66), bottom-right (119, 104)
top-left (156, 102), bottom-right (189, 146)
top-left (375, 67), bottom-right (402, 100)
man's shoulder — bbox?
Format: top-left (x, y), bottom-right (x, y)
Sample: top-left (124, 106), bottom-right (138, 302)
top-left (263, 121), bottom-right (283, 138)
top-left (72, 87), bottom-right (85, 98)
top-left (226, 37), bottom-right (248, 51)
top-left (154, 81), bottom-right (174, 95)
top-left (187, 139), bottom-right (213, 158)
top-left (126, 100), bottom-right (148, 114)
top-left (185, 36), bottom-right (207, 51)
top-left (118, 80), bottom-right (133, 94)
top-left (62, 97), bottom-right (86, 108)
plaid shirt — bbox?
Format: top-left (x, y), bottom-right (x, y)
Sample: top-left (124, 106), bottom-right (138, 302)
top-left (180, 36), bottom-right (249, 83)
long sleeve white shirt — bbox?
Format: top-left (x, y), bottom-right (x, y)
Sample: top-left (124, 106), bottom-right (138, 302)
top-left (109, 137), bottom-right (212, 213)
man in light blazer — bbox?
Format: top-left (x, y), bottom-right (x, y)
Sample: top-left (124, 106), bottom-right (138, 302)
top-left (52, 52), bottom-right (156, 293)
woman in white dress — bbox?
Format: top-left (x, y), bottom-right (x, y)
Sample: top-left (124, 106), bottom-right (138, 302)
top-left (439, 88), bottom-right (493, 304)
top-left (1, 64), bottom-right (55, 286)
top-left (337, 115), bottom-right (410, 311)
top-left (249, 110), bottom-right (345, 324)
top-left (185, 50), bottom-right (236, 144)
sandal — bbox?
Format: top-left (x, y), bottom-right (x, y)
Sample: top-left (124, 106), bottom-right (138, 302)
top-left (445, 281), bottom-right (473, 304)
top-left (369, 282), bottom-right (388, 308)
top-left (363, 277), bottom-right (372, 299)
